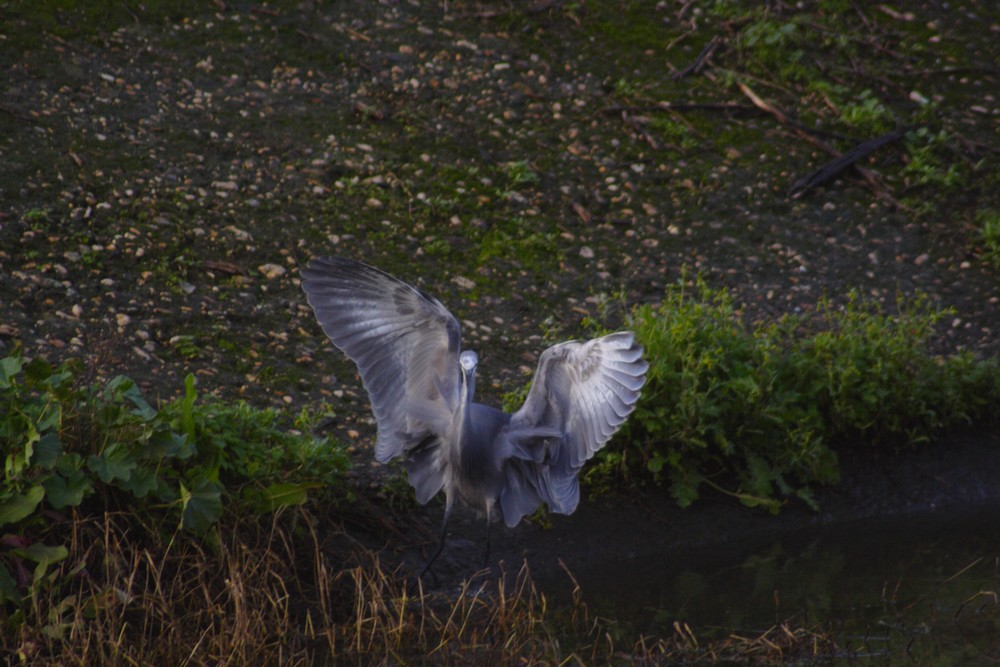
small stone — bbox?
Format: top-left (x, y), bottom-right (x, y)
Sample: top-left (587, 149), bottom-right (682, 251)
top-left (226, 226), bottom-right (254, 241)
top-left (579, 246), bottom-right (594, 259)
top-left (452, 275), bottom-right (476, 290)
top-left (258, 263), bottom-right (286, 279)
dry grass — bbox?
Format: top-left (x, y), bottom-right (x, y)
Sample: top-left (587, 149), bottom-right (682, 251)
top-left (3, 507), bottom-right (842, 665)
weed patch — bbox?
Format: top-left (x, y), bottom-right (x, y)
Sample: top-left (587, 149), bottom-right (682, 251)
top-left (976, 208), bottom-right (1000, 268)
top-left (592, 280), bottom-right (1000, 511)
top-left (0, 348), bottom-right (348, 613)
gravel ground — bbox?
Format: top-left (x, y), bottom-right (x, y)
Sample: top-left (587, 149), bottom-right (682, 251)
top-left (2, 1), bottom-right (998, 451)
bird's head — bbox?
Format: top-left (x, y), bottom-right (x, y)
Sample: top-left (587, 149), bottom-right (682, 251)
top-left (459, 350), bottom-right (478, 401)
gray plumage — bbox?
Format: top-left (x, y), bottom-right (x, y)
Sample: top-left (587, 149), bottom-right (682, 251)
top-left (300, 256), bottom-right (648, 571)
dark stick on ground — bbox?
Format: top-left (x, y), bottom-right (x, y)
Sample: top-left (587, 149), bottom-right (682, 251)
top-left (788, 129), bottom-right (907, 199)
top-left (737, 80), bottom-right (904, 208)
top-left (672, 36), bottom-right (722, 81)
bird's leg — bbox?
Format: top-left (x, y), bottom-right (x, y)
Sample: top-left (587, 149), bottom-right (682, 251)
top-left (483, 518), bottom-right (491, 568)
top-left (420, 503), bottom-right (451, 579)
top-left (482, 503), bottom-right (492, 568)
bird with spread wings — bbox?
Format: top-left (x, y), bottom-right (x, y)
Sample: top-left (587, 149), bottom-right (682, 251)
top-left (301, 257), bottom-right (648, 575)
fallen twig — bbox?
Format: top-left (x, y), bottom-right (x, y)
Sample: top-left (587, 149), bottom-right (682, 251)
top-left (673, 36), bottom-right (722, 81)
top-left (788, 129), bottom-right (906, 198)
top-left (736, 79), bottom-right (903, 208)
top-left (599, 101), bottom-right (756, 116)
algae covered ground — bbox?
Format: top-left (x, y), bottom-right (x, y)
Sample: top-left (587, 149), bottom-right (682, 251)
top-left (2, 0), bottom-right (1000, 663)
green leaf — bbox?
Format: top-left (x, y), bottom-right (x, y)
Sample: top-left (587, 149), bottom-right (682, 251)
top-left (0, 354), bottom-right (23, 389)
top-left (41, 369), bottom-right (75, 394)
top-left (15, 542), bottom-right (69, 565)
top-left (33, 431), bottom-right (63, 469)
top-left (119, 466), bottom-right (161, 499)
top-left (43, 470), bottom-right (92, 509)
top-left (147, 427), bottom-right (194, 459)
top-left (0, 486), bottom-right (45, 526)
top-left (0, 563), bottom-right (21, 605)
top-left (179, 477), bottom-right (223, 533)
top-left (87, 443), bottom-right (137, 483)
top-left (14, 543), bottom-right (69, 586)
top-left (249, 482), bottom-right (321, 513)
top-left (6, 421), bottom-right (39, 477)
top-left (107, 375), bottom-right (156, 421)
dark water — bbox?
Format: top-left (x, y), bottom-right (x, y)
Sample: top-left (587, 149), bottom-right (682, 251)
top-left (554, 504), bottom-right (1000, 663)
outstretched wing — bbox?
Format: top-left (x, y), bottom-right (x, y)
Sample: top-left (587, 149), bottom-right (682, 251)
top-left (502, 331), bottom-right (647, 525)
top-left (300, 256), bottom-right (462, 464)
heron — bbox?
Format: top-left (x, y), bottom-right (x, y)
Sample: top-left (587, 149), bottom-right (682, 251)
top-left (300, 257), bottom-right (648, 575)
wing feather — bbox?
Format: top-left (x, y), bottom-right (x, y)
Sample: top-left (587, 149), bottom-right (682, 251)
top-left (300, 256), bottom-right (462, 463)
top-left (505, 331), bottom-right (648, 516)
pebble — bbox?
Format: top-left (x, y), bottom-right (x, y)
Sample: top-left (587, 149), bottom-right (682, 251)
top-left (258, 263), bottom-right (286, 279)
top-left (452, 275), bottom-right (476, 290)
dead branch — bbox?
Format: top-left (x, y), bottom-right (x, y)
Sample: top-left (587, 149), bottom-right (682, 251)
top-left (599, 101), bottom-right (756, 116)
top-left (788, 129), bottom-right (906, 198)
top-left (736, 80), bottom-right (903, 208)
top-left (673, 36), bottom-right (722, 81)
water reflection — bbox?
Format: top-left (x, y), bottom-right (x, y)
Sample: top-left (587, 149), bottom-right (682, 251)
top-left (558, 505), bottom-right (1000, 662)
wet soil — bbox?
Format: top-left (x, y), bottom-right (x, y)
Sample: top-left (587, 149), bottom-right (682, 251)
top-left (2, 0), bottom-right (999, 593)
top-left (415, 431), bottom-right (1000, 590)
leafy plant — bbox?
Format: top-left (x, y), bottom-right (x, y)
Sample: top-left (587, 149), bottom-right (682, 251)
top-left (735, 17), bottom-right (810, 81)
top-left (903, 128), bottom-right (965, 190)
top-left (839, 89), bottom-right (893, 134)
top-left (975, 208), bottom-right (1000, 268)
top-left (597, 279), bottom-right (1000, 512)
top-left (0, 348), bottom-right (350, 608)
top-left (502, 160), bottom-right (540, 189)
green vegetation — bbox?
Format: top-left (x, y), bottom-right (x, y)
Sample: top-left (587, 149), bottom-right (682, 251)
top-left (1, 344), bottom-right (851, 663)
top-left (592, 281), bottom-right (1000, 511)
top-left (978, 208), bottom-right (1000, 268)
top-left (903, 128), bottom-right (965, 193)
top-left (0, 347), bottom-right (347, 612)
top-left (4, 279), bottom-right (999, 658)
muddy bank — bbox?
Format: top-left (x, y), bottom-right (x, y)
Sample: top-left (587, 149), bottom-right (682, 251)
top-left (411, 432), bottom-right (1000, 588)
